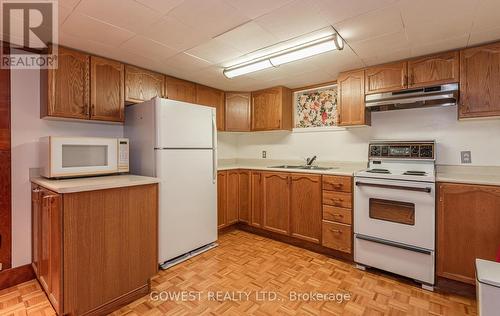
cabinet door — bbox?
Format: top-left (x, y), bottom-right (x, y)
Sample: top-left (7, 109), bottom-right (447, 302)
top-left (290, 174), bottom-right (322, 243)
top-left (196, 84), bottom-right (225, 131)
top-left (48, 192), bottom-right (62, 314)
top-left (238, 170), bottom-right (251, 223)
top-left (125, 65), bottom-right (164, 104)
top-left (437, 183), bottom-right (500, 284)
top-left (408, 51), bottom-right (459, 88)
top-left (46, 46), bottom-right (90, 119)
top-left (365, 61), bottom-right (408, 94)
top-left (338, 70), bottom-right (369, 126)
top-left (39, 192), bottom-right (51, 292)
top-left (225, 92), bottom-right (251, 131)
top-left (31, 184), bottom-right (41, 276)
top-left (250, 172), bottom-right (263, 227)
top-left (262, 172), bottom-right (290, 235)
top-left (251, 88), bottom-right (282, 131)
top-left (165, 76), bottom-right (196, 103)
top-left (459, 43), bottom-right (500, 119)
top-left (226, 171), bottom-right (239, 225)
top-left (90, 56), bottom-right (125, 122)
top-left (217, 171), bottom-right (227, 229)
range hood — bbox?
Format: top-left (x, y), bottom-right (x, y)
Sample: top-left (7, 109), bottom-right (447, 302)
top-left (365, 83), bottom-right (459, 112)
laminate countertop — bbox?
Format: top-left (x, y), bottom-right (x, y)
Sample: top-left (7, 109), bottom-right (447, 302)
top-left (218, 159), bottom-right (367, 176)
top-left (31, 174), bottom-right (160, 194)
top-left (436, 165), bottom-right (500, 186)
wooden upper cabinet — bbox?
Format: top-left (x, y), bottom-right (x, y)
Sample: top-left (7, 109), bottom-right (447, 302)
top-left (42, 46), bottom-right (90, 120)
top-left (251, 86), bottom-right (292, 131)
top-left (196, 84), bottom-right (225, 131)
top-left (225, 92), bottom-right (251, 132)
top-left (459, 42), bottom-right (500, 119)
top-left (90, 56), bottom-right (125, 122)
top-left (338, 69), bottom-right (370, 126)
top-left (365, 61), bottom-right (408, 94)
top-left (124, 65), bottom-right (164, 104)
top-left (262, 172), bottom-right (290, 235)
top-left (407, 51), bottom-right (459, 88)
top-left (290, 174), bottom-right (322, 244)
top-left (437, 182), bottom-right (500, 284)
top-left (165, 76), bottom-right (196, 103)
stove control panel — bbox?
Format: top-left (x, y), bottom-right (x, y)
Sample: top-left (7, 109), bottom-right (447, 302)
top-left (369, 141), bottom-right (435, 160)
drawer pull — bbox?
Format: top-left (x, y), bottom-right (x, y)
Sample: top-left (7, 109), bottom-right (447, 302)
top-left (333, 214), bottom-right (344, 218)
top-left (329, 229), bottom-right (342, 234)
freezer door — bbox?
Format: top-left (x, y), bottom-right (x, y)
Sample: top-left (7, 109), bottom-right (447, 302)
top-left (156, 149), bottom-right (217, 263)
top-left (155, 98), bottom-right (215, 149)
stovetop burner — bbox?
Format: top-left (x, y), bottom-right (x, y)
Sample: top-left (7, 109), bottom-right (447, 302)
top-left (403, 170), bottom-right (427, 176)
top-left (367, 168), bottom-right (391, 174)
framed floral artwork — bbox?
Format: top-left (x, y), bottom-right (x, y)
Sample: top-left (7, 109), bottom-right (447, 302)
top-left (293, 84), bottom-right (338, 129)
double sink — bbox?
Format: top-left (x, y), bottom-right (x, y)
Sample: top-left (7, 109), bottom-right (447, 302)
top-left (269, 165), bottom-right (337, 171)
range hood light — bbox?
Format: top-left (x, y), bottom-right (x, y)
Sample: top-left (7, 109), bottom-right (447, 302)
top-left (223, 59), bottom-right (273, 78)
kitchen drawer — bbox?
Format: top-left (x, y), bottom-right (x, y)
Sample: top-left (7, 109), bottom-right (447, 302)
top-left (322, 191), bottom-right (352, 208)
top-left (322, 175), bottom-right (352, 193)
top-left (322, 221), bottom-right (352, 253)
top-left (323, 205), bottom-right (352, 225)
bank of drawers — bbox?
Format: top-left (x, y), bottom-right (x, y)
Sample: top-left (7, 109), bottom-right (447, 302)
top-left (322, 175), bottom-right (353, 253)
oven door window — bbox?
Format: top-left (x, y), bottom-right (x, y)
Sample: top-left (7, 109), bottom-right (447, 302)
top-left (62, 145), bottom-right (109, 168)
top-left (369, 198), bottom-right (415, 226)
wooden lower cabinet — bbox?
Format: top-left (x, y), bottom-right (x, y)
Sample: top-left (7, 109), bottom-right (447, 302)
top-left (322, 221), bottom-right (352, 253)
top-left (290, 174), bottom-right (322, 243)
top-left (250, 172), bottom-right (263, 227)
top-left (31, 183), bottom-right (158, 315)
top-left (226, 171), bottom-right (240, 225)
top-left (437, 182), bottom-right (500, 284)
top-left (217, 171), bottom-right (227, 229)
top-left (238, 171), bottom-right (251, 223)
top-left (262, 172), bottom-right (290, 235)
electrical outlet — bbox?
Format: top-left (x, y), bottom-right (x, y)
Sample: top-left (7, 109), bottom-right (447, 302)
top-left (461, 151), bottom-right (472, 164)
top-left (262, 150), bottom-right (267, 159)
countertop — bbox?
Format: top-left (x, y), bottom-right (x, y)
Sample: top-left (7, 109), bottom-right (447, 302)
top-left (31, 174), bottom-right (160, 194)
top-left (436, 165), bottom-right (500, 186)
top-left (218, 159), bottom-right (367, 176)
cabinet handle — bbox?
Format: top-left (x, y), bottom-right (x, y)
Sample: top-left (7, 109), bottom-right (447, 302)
top-left (32, 188), bottom-right (42, 193)
top-left (333, 214), bottom-right (344, 218)
top-left (329, 229), bottom-right (342, 234)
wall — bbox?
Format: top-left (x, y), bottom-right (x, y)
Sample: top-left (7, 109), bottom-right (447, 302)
top-left (10, 68), bottom-right (123, 268)
top-left (226, 106), bottom-right (500, 166)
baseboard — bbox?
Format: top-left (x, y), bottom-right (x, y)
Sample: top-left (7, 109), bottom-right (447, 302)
top-left (0, 264), bottom-right (35, 290)
top-left (435, 276), bottom-right (476, 298)
top-left (218, 223), bottom-right (238, 235)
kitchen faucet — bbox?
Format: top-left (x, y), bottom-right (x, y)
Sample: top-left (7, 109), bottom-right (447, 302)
top-left (306, 155), bottom-right (317, 166)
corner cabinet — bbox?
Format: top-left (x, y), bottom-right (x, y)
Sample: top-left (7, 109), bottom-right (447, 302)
top-left (407, 51), bottom-right (459, 88)
top-left (459, 42), bottom-right (500, 119)
top-left (195, 84), bottom-right (225, 131)
top-left (225, 92), bottom-right (251, 132)
top-left (338, 69), bottom-right (370, 126)
top-left (364, 61), bottom-right (407, 94)
top-left (31, 183), bottom-right (158, 315)
top-left (251, 87), bottom-right (292, 131)
top-left (437, 182), bottom-right (500, 284)
top-left (125, 65), bottom-right (164, 104)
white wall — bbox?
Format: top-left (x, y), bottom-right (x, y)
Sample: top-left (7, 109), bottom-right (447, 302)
top-left (11, 68), bottom-right (123, 268)
top-left (227, 106), bottom-right (500, 166)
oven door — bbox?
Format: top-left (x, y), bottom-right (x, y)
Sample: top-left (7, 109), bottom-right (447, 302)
top-left (354, 176), bottom-right (435, 250)
top-left (50, 137), bottom-right (118, 177)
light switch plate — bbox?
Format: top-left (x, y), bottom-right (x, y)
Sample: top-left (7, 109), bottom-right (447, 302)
top-left (461, 151), bottom-right (472, 164)
top-left (262, 150), bottom-right (267, 159)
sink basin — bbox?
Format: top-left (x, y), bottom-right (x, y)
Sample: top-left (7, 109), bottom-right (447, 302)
top-left (269, 165), bottom-right (338, 171)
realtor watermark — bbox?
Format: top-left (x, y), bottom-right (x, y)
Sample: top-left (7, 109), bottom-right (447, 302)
top-left (150, 290), bottom-right (352, 303)
top-left (1, 0), bottom-right (58, 69)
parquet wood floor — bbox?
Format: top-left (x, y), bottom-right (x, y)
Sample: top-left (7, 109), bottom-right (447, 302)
top-left (0, 230), bottom-right (477, 316)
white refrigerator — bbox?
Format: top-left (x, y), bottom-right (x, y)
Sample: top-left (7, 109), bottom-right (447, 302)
top-left (124, 98), bottom-right (217, 268)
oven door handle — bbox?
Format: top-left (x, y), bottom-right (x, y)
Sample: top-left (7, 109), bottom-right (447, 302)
top-left (355, 181), bottom-right (432, 193)
top-left (356, 234), bottom-right (432, 255)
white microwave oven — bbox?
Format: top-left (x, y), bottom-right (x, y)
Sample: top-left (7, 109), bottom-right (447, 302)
top-left (39, 136), bottom-right (129, 178)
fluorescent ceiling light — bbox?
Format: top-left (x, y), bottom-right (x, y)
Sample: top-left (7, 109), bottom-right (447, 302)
top-left (223, 32), bottom-right (344, 78)
top-left (223, 59), bottom-right (273, 78)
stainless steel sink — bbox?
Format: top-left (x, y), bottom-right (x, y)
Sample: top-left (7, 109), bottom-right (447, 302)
top-left (269, 165), bottom-right (337, 170)
top-left (269, 165), bottom-right (304, 169)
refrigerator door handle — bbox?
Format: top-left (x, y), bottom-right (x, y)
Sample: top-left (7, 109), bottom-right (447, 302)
top-left (212, 112), bottom-right (217, 184)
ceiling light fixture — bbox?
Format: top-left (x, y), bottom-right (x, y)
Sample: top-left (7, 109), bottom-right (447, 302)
top-left (223, 32), bottom-right (344, 79)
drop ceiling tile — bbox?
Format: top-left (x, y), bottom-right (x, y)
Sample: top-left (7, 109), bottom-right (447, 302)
top-left (163, 52), bottom-right (212, 74)
top-left (469, 26), bottom-right (500, 46)
top-left (120, 36), bottom-right (179, 60)
top-left (215, 21), bottom-right (278, 55)
top-left (362, 47), bottom-right (411, 66)
top-left (224, 0), bottom-right (294, 19)
top-left (167, 0), bottom-right (250, 38)
top-left (317, 0), bottom-right (399, 25)
top-left (140, 16), bottom-right (209, 51)
top-left (74, 0), bottom-right (162, 33)
top-left (58, 4), bottom-right (73, 25)
top-left (400, 0), bottom-right (479, 45)
top-left (410, 35), bottom-right (468, 57)
top-left (59, 32), bottom-right (117, 58)
top-left (134, 0), bottom-right (184, 15)
top-left (309, 47), bottom-right (364, 76)
top-left (349, 31), bottom-right (409, 60)
top-left (186, 39), bottom-right (243, 64)
top-left (471, 0), bottom-right (500, 33)
top-left (335, 4), bottom-right (403, 43)
top-left (59, 0), bottom-right (81, 9)
top-left (274, 69), bottom-right (335, 89)
top-left (254, 0), bottom-right (331, 41)
top-left (62, 13), bottom-right (135, 47)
